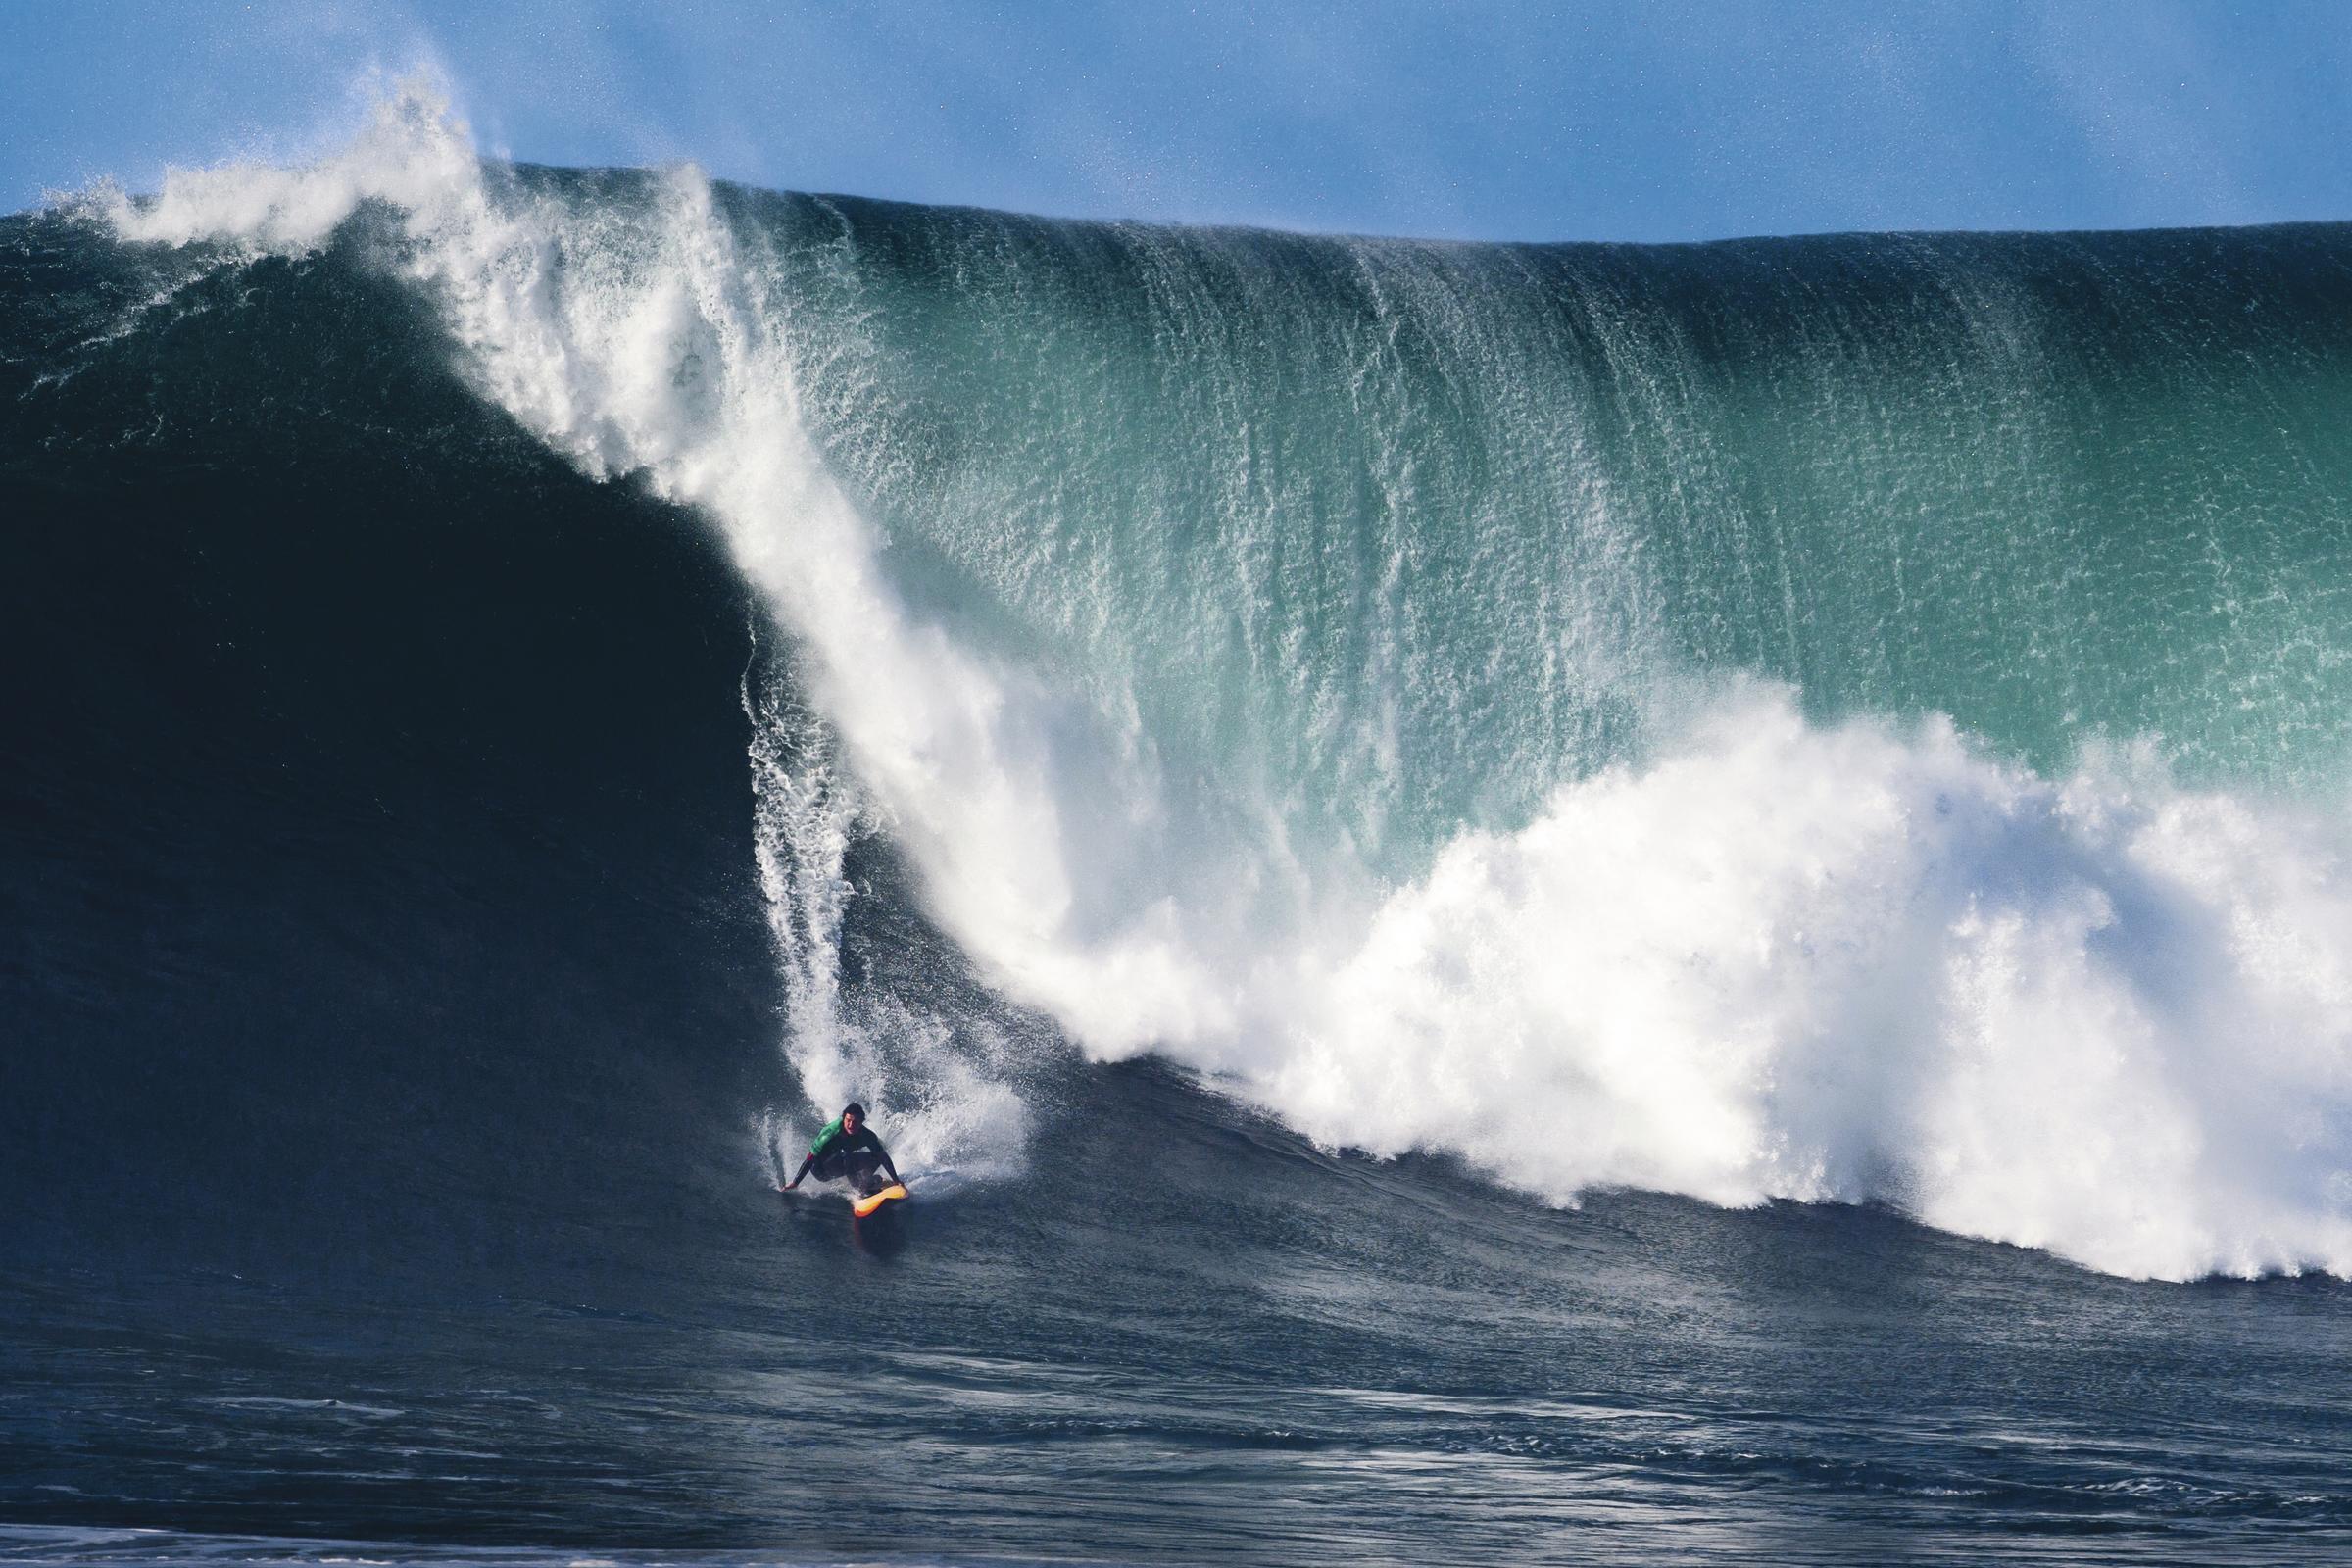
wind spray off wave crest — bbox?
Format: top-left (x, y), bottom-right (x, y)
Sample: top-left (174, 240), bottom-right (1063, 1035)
top-left (102, 82), bottom-right (1062, 1174)
top-left (101, 86), bottom-right (2352, 1278)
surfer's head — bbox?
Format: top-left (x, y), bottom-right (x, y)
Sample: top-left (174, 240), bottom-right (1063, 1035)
top-left (842, 1102), bottom-right (865, 1132)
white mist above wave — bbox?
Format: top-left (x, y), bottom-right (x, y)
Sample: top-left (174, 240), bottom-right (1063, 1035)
top-left (98, 86), bottom-right (2352, 1279)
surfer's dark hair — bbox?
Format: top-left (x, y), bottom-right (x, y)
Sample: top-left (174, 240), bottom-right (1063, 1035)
top-left (843, 1102), bottom-right (866, 1120)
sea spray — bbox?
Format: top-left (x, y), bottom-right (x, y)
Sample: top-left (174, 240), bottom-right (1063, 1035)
top-left (743, 630), bottom-right (1032, 1179)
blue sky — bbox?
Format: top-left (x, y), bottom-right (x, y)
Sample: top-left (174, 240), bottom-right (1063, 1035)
top-left (7, 0), bottom-right (2352, 241)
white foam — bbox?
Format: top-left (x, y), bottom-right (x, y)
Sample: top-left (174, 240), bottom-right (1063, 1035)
top-left (1284, 687), bottom-right (2352, 1280)
top-left (101, 86), bottom-right (2352, 1279)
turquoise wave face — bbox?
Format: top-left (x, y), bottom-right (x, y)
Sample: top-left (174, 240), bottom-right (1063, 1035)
top-left (767, 193), bottom-right (2352, 838)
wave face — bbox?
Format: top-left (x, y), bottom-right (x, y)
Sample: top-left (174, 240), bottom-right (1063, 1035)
top-left (70, 88), bottom-right (2352, 1284)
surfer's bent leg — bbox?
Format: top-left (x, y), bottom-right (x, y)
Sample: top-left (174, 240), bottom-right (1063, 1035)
top-left (807, 1148), bottom-right (887, 1194)
top-left (840, 1150), bottom-right (884, 1195)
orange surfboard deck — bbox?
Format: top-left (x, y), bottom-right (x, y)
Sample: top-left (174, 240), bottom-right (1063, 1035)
top-left (852, 1183), bottom-right (907, 1218)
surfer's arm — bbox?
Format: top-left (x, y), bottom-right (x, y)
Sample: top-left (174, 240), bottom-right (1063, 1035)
top-left (784, 1152), bottom-right (815, 1189)
top-left (869, 1133), bottom-right (902, 1185)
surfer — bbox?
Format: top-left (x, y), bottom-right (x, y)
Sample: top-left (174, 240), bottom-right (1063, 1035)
top-left (783, 1102), bottom-right (904, 1198)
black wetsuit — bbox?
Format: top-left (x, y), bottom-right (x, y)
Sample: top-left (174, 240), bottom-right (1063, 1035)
top-left (791, 1117), bottom-right (899, 1195)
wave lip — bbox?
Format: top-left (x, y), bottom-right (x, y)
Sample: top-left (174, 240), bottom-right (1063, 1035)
top-left (92, 83), bottom-right (2352, 1281)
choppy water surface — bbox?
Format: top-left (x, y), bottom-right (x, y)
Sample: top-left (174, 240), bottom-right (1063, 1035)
top-left (10, 1098), bottom-right (2352, 1565)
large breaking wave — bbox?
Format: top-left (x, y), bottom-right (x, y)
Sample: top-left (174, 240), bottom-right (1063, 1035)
top-left (87, 86), bottom-right (2352, 1281)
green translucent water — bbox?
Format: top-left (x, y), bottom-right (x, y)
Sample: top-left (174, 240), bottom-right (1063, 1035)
top-left (741, 194), bottom-right (2352, 875)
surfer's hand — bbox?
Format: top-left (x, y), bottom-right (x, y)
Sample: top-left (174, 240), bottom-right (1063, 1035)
top-left (783, 1177), bottom-right (801, 1190)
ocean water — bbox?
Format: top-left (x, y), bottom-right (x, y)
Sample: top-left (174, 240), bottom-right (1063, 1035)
top-left (8, 88), bottom-right (2352, 1563)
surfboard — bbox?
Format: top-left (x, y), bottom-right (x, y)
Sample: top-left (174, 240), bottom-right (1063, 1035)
top-left (852, 1183), bottom-right (908, 1218)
